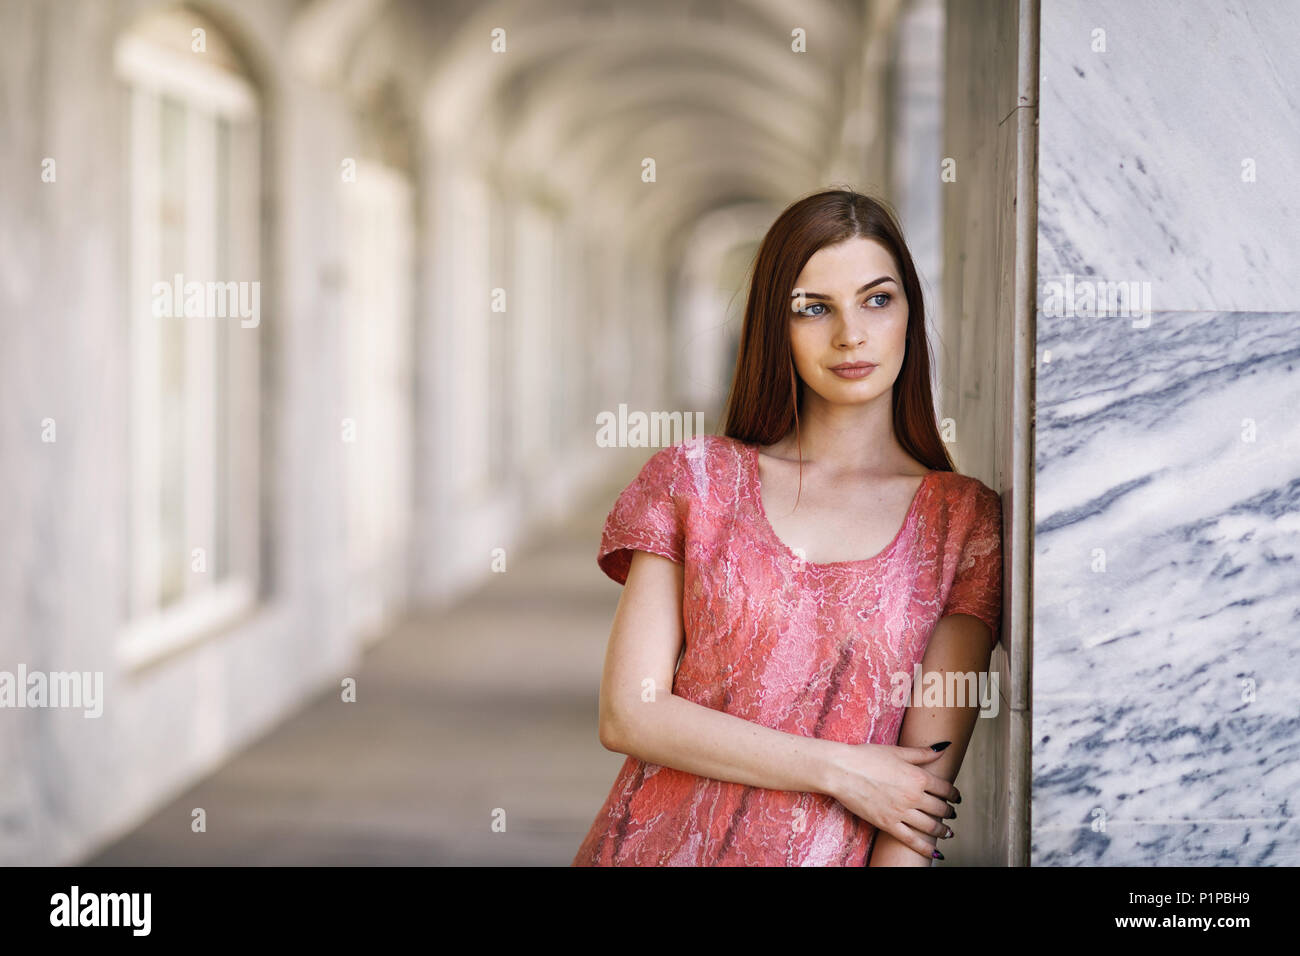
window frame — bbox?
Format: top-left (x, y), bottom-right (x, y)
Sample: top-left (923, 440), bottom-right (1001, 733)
top-left (114, 23), bottom-right (262, 671)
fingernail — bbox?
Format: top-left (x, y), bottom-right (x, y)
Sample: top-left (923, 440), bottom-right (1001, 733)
top-left (943, 826), bottom-right (953, 839)
top-left (947, 808), bottom-right (957, 820)
top-left (930, 741), bottom-right (951, 752)
top-left (932, 848), bottom-right (944, 860)
top-left (953, 792), bottom-right (962, 804)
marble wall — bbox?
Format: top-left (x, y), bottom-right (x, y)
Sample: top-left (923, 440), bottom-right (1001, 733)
top-left (1033, 0), bottom-right (1300, 864)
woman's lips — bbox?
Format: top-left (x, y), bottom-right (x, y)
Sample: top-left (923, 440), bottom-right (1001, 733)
top-left (829, 363), bottom-right (877, 379)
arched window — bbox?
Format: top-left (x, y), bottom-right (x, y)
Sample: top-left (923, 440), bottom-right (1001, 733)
top-left (114, 8), bottom-right (262, 668)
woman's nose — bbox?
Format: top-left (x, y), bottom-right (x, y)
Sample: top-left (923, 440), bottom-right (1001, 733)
top-left (834, 317), bottom-right (867, 347)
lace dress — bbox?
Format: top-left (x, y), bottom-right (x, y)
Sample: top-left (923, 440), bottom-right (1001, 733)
top-left (572, 433), bottom-right (1003, 866)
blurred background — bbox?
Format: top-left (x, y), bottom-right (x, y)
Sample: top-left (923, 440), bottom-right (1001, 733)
top-left (2, 0), bottom-right (1297, 867)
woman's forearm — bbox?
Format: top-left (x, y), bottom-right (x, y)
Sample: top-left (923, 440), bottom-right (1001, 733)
top-left (605, 692), bottom-right (845, 796)
top-left (868, 828), bottom-right (937, 866)
top-left (867, 613), bottom-right (993, 865)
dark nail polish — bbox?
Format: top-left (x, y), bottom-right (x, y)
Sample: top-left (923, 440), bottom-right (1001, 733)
top-left (953, 793), bottom-right (962, 804)
top-left (932, 848), bottom-right (944, 860)
top-left (947, 807), bottom-right (957, 820)
top-left (930, 741), bottom-right (952, 752)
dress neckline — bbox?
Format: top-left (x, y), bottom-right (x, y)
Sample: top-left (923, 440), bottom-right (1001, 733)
top-left (744, 440), bottom-right (934, 569)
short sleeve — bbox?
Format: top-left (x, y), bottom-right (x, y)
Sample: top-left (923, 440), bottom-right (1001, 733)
top-left (596, 443), bottom-right (686, 585)
top-left (941, 482), bottom-right (1004, 638)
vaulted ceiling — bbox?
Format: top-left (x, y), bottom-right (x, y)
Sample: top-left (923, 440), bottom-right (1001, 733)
top-left (289, 0), bottom-right (874, 259)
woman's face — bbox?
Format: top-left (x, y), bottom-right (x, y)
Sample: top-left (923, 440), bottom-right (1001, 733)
top-left (788, 236), bottom-right (909, 409)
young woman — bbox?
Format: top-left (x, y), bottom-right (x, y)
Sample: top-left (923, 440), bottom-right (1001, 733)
top-left (571, 188), bottom-right (1004, 867)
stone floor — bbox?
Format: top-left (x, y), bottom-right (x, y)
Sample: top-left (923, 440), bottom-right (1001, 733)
top-left (83, 465), bottom-right (640, 866)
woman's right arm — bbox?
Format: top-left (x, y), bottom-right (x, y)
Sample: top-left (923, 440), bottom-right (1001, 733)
top-left (597, 550), bottom-right (957, 858)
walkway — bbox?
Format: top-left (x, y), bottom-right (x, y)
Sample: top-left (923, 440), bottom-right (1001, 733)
top-left (83, 466), bottom-right (641, 866)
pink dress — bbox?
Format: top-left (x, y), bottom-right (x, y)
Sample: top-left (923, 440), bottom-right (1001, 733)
top-left (572, 433), bottom-right (1003, 866)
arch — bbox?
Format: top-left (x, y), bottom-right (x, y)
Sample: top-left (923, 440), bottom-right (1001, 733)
top-left (419, 0), bottom-right (861, 229)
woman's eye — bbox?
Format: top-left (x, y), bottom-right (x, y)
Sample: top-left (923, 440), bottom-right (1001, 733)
top-left (796, 293), bottom-right (890, 317)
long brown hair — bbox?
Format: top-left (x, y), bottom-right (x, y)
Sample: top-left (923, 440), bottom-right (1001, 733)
top-left (720, 187), bottom-right (954, 501)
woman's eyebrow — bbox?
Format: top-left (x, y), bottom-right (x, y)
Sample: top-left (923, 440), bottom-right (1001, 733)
top-left (794, 276), bottom-right (897, 300)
